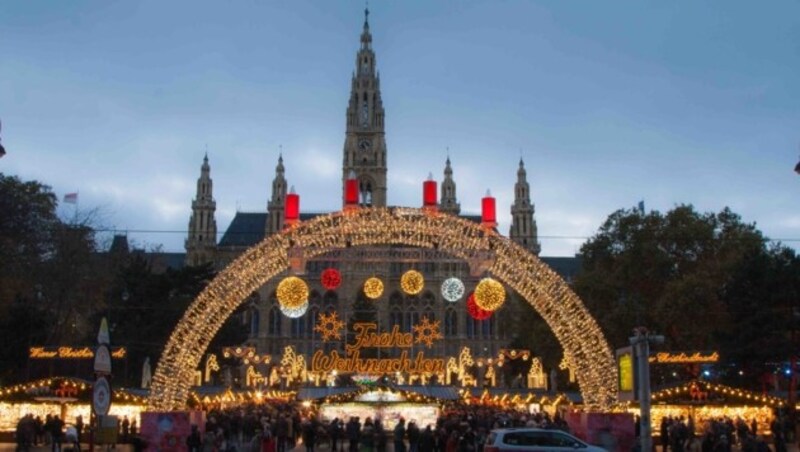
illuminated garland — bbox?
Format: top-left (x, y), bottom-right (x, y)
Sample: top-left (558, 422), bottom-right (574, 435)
top-left (401, 270), bottom-right (425, 295)
top-left (467, 294), bottom-right (493, 320)
top-left (280, 299), bottom-right (309, 318)
top-left (321, 268), bottom-right (342, 290)
top-left (222, 347), bottom-right (271, 365)
top-left (277, 276), bottom-right (309, 309)
top-left (0, 377), bottom-right (148, 405)
top-left (148, 207), bottom-right (617, 411)
top-left (474, 277), bottom-right (505, 311)
top-left (441, 277), bottom-right (465, 302)
top-left (363, 277), bottom-right (384, 299)
top-left (651, 380), bottom-right (785, 407)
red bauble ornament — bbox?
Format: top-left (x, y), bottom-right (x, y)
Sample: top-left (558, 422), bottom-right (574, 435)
top-left (467, 293), bottom-right (493, 320)
top-left (321, 268), bottom-right (342, 290)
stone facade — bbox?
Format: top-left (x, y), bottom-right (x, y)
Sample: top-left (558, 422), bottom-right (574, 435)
top-left (183, 10), bottom-right (561, 371)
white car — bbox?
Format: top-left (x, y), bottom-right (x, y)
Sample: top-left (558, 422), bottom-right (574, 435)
top-left (484, 428), bottom-right (607, 452)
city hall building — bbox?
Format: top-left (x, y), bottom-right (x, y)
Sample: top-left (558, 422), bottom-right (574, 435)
top-left (181, 10), bottom-right (579, 372)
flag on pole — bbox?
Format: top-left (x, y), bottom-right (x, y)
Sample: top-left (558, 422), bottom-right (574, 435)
top-left (63, 192), bottom-right (78, 204)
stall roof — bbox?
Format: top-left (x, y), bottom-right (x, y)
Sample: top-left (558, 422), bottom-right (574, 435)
top-left (297, 386), bottom-right (360, 400)
top-left (400, 385), bottom-right (460, 400)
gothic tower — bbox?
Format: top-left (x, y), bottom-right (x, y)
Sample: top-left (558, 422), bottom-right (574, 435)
top-left (342, 8), bottom-right (388, 207)
top-left (185, 154), bottom-right (217, 266)
top-left (510, 158), bottom-right (541, 255)
top-left (439, 157), bottom-right (461, 215)
top-left (266, 154), bottom-right (288, 235)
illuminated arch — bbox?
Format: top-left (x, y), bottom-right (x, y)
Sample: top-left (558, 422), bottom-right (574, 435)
top-left (147, 207), bottom-right (617, 410)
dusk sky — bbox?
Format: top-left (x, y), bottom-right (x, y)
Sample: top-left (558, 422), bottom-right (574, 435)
top-left (1, 1), bottom-right (798, 256)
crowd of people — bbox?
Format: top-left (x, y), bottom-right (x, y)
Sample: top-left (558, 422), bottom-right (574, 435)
top-left (14, 403), bottom-right (799, 452)
top-left (14, 413), bottom-right (139, 452)
top-left (183, 402), bottom-right (571, 452)
top-left (657, 415), bottom-right (793, 452)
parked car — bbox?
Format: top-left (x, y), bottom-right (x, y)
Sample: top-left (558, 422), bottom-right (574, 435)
top-left (484, 428), bottom-right (607, 452)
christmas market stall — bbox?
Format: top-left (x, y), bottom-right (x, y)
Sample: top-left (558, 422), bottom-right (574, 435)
top-left (0, 377), bottom-right (147, 433)
top-left (628, 379), bottom-right (785, 436)
top-left (298, 384), bottom-right (458, 429)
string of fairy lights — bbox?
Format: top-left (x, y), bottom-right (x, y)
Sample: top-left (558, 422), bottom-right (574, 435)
top-left (147, 207), bottom-right (617, 412)
top-left (651, 380), bottom-right (785, 408)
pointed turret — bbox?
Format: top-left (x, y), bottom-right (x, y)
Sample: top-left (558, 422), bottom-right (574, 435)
top-left (342, 8), bottom-right (387, 207)
top-left (185, 153), bottom-right (217, 266)
top-left (439, 157), bottom-right (461, 215)
top-left (510, 158), bottom-right (540, 255)
top-left (267, 154), bottom-right (288, 234)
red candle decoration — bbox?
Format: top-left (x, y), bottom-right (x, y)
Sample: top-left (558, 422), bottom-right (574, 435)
top-left (321, 268), bottom-right (342, 290)
top-left (423, 175), bottom-right (437, 207)
top-left (481, 190), bottom-right (496, 225)
top-left (467, 293), bottom-right (493, 320)
top-left (345, 174), bottom-right (359, 206)
top-left (285, 186), bottom-right (299, 223)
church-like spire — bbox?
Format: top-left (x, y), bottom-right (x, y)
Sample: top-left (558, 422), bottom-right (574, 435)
top-left (267, 153), bottom-right (288, 234)
top-left (185, 153), bottom-right (217, 266)
top-left (439, 156), bottom-right (460, 215)
top-left (510, 157), bottom-right (540, 255)
top-left (361, 7), bottom-right (372, 49)
top-left (342, 8), bottom-right (387, 208)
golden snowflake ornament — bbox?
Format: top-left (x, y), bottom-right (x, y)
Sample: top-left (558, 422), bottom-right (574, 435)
top-left (413, 316), bottom-right (443, 348)
top-left (314, 312), bottom-right (345, 341)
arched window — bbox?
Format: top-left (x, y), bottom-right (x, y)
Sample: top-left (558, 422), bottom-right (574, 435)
top-left (360, 180), bottom-right (373, 206)
top-left (307, 307), bottom-right (319, 340)
top-left (481, 316), bottom-right (492, 338)
top-left (445, 309), bottom-right (457, 336)
top-left (405, 308), bottom-right (419, 332)
top-left (466, 317), bottom-right (476, 339)
top-left (390, 310), bottom-right (403, 330)
top-left (291, 316), bottom-right (305, 337)
top-left (250, 308), bottom-right (260, 337)
top-left (268, 307), bottom-right (281, 336)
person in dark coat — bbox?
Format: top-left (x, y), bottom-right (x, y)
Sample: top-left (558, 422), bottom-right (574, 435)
top-left (393, 418), bottom-right (406, 452)
top-left (375, 420), bottom-right (387, 452)
top-left (407, 421), bottom-right (420, 452)
top-left (419, 425), bottom-right (435, 452)
top-left (276, 415), bottom-right (289, 452)
top-left (187, 425), bottom-right (202, 452)
top-left (329, 418), bottom-right (342, 452)
top-left (361, 418), bottom-right (375, 452)
top-left (302, 419), bottom-right (316, 452)
top-left (346, 417), bottom-right (361, 452)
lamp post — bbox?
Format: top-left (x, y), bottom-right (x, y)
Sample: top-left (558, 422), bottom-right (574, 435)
top-left (629, 327), bottom-right (664, 452)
